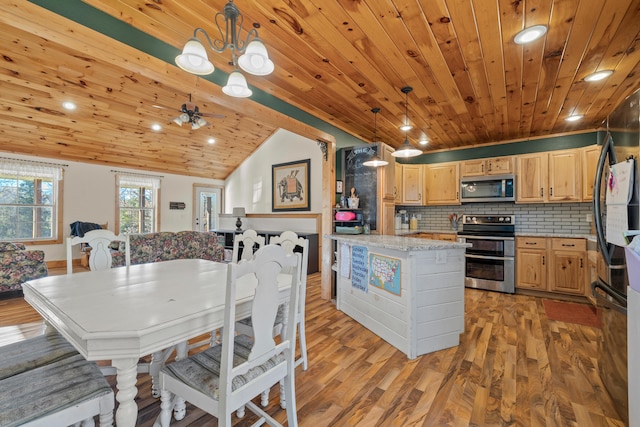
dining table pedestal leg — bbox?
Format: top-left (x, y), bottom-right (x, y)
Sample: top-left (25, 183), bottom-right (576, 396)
top-left (112, 357), bottom-right (139, 427)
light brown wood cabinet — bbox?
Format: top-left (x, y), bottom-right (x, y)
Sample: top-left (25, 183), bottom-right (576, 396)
top-left (380, 144), bottom-right (396, 200)
top-left (394, 161), bottom-right (403, 203)
top-left (548, 238), bottom-right (586, 295)
top-left (401, 164), bottom-right (423, 205)
top-left (516, 236), bottom-right (587, 296)
top-left (516, 237), bottom-right (548, 291)
top-left (516, 149), bottom-right (581, 203)
top-left (461, 157), bottom-right (514, 177)
top-left (424, 162), bottom-right (460, 205)
top-left (582, 145), bottom-right (600, 201)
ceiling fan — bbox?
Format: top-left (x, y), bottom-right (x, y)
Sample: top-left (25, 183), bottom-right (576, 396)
top-left (156, 94), bottom-right (225, 130)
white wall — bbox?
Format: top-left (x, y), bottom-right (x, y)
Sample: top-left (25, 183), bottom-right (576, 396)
top-left (224, 129), bottom-right (323, 214)
top-left (1, 152), bottom-right (223, 262)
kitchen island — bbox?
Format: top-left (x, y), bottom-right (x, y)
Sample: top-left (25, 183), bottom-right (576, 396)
top-left (327, 234), bottom-right (469, 359)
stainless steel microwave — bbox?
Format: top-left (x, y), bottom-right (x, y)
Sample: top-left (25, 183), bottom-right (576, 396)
top-left (460, 174), bottom-right (515, 203)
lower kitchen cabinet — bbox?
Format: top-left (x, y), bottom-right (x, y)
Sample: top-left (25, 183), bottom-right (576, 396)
top-left (516, 237), bottom-right (548, 291)
top-left (548, 238), bottom-right (586, 295)
top-left (516, 236), bottom-right (587, 296)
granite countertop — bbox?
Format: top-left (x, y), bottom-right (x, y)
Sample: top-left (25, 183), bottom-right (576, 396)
top-left (325, 234), bottom-right (469, 251)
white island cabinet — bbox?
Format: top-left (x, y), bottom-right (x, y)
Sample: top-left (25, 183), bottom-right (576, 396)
top-left (327, 234), bottom-right (469, 359)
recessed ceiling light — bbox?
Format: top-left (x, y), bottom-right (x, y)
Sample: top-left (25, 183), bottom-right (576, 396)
top-left (151, 123), bottom-right (162, 131)
top-left (207, 138), bottom-right (215, 144)
top-left (565, 114), bottom-right (583, 122)
top-left (514, 25), bottom-right (548, 44)
top-left (62, 101), bottom-right (76, 110)
top-left (584, 70), bottom-right (614, 82)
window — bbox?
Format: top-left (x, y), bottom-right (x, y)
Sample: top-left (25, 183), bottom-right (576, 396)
top-left (0, 159), bottom-right (63, 242)
top-left (116, 173), bottom-right (161, 235)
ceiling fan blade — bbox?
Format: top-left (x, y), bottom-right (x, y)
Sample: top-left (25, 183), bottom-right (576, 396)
top-left (200, 112), bottom-right (225, 119)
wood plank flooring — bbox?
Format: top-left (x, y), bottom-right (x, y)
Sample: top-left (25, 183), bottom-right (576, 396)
top-left (0, 271), bottom-right (626, 426)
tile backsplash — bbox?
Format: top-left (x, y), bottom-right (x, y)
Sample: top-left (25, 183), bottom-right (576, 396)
top-left (396, 202), bottom-right (593, 235)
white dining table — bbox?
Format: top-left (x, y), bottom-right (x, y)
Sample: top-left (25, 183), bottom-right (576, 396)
top-left (22, 258), bottom-right (291, 427)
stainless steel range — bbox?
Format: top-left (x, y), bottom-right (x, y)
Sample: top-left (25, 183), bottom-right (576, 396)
top-left (457, 215), bottom-right (515, 293)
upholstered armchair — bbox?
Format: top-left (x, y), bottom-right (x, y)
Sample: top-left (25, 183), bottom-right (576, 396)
top-left (0, 242), bottom-right (48, 296)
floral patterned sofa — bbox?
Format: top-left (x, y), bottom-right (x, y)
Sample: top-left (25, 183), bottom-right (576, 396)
top-left (0, 242), bottom-right (48, 297)
top-left (111, 231), bottom-right (225, 267)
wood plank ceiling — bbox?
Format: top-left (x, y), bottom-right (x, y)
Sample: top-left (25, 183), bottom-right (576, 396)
top-left (0, 0), bottom-right (639, 179)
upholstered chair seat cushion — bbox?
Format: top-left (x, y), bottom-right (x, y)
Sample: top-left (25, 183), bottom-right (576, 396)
top-left (161, 334), bottom-right (285, 400)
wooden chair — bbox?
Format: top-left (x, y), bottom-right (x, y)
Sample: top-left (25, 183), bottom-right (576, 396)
top-left (66, 229), bottom-right (119, 274)
top-left (155, 245), bottom-right (301, 427)
top-left (232, 229), bottom-right (265, 263)
top-left (0, 332), bottom-right (114, 426)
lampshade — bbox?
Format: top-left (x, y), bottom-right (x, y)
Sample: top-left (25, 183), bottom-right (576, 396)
top-left (363, 108), bottom-right (389, 167)
top-left (391, 137), bottom-right (423, 158)
top-left (222, 70), bottom-right (253, 98)
top-left (238, 39), bottom-right (274, 76)
top-left (175, 38), bottom-right (215, 75)
top-left (232, 207), bottom-right (246, 217)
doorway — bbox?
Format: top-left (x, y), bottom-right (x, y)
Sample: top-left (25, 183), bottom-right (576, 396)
top-left (193, 185), bottom-right (223, 231)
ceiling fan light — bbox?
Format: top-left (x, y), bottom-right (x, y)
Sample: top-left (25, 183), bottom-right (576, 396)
top-left (222, 70), bottom-right (253, 98)
top-left (514, 25), bottom-right (547, 44)
top-left (173, 117), bottom-right (183, 126)
top-left (191, 122), bottom-right (200, 130)
top-left (179, 112), bottom-right (190, 122)
top-left (175, 38), bottom-right (215, 75)
top-left (197, 117), bottom-right (207, 127)
top-left (238, 39), bottom-right (274, 76)
top-left (585, 70), bottom-right (614, 82)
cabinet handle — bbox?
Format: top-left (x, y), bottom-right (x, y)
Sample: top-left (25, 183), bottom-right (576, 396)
top-left (419, 193), bottom-right (422, 200)
top-left (540, 188), bottom-right (544, 197)
top-left (542, 255), bottom-right (545, 265)
top-left (550, 187), bottom-right (553, 196)
top-left (580, 258), bottom-right (583, 268)
top-left (525, 242), bottom-right (537, 245)
top-left (561, 243), bottom-right (575, 247)
top-left (456, 191), bottom-right (459, 200)
top-left (488, 162), bottom-right (491, 172)
top-left (394, 187), bottom-right (397, 197)
top-left (482, 164), bottom-right (485, 173)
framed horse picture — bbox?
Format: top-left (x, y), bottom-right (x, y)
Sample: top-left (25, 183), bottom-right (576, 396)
top-left (272, 159), bottom-right (310, 211)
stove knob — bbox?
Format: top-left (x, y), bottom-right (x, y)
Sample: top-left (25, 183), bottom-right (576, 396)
top-left (499, 217), bottom-right (504, 222)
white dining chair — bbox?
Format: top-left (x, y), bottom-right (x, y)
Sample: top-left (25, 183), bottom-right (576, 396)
top-left (66, 229), bottom-right (119, 274)
top-left (155, 244), bottom-right (301, 427)
top-left (232, 229), bottom-right (266, 263)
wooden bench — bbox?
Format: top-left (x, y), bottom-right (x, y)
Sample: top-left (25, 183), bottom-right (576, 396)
top-left (0, 332), bottom-right (114, 426)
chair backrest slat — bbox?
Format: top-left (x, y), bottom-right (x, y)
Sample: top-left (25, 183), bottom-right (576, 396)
top-left (66, 229), bottom-right (118, 274)
top-left (232, 229), bottom-right (265, 263)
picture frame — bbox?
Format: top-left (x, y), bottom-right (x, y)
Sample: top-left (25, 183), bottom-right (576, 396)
top-left (336, 180), bottom-right (344, 194)
top-left (272, 159), bottom-right (311, 211)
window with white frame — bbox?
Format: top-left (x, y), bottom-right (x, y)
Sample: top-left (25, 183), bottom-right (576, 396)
top-left (116, 173), bottom-right (160, 235)
top-left (0, 159), bottom-right (63, 242)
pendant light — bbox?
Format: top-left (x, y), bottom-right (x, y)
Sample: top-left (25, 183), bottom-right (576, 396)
top-left (392, 86), bottom-right (422, 158)
top-left (363, 108), bottom-right (389, 167)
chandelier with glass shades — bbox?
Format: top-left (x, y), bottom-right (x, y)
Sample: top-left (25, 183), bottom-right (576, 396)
top-left (175, 0), bottom-right (274, 98)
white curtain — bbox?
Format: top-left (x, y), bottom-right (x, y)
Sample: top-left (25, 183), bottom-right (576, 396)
top-left (0, 159), bottom-right (63, 180)
top-left (116, 173), bottom-right (161, 189)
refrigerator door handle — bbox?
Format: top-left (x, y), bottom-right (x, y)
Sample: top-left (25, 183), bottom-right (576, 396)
top-left (593, 132), bottom-right (617, 267)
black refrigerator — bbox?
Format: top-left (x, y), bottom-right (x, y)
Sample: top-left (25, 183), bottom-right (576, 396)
top-left (592, 88), bottom-right (640, 425)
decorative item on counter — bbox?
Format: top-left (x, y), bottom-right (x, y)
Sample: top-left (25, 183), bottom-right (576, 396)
top-left (409, 213), bottom-right (418, 230)
top-left (449, 212), bottom-right (462, 231)
top-left (399, 210), bottom-right (409, 230)
top-left (395, 212), bottom-right (402, 230)
top-left (340, 195), bottom-right (346, 208)
top-left (364, 222), bottom-right (370, 234)
top-left (348, 187), bottom-right (359, 209)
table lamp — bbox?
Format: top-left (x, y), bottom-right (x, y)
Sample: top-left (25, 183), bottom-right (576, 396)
top-left (232, 207), bottom-right (246, 231)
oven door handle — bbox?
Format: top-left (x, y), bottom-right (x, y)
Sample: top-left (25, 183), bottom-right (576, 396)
top-left (459, 235), bottom-right (515, 241)
top-left (465, 254), bottom-right (513, 261)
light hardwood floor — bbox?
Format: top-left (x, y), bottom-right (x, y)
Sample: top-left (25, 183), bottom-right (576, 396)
top-left (0, 270), bottom-right (625, 426)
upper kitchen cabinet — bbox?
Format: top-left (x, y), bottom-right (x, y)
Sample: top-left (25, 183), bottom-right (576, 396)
top-left (516, 149), bottom-right (581, 203)
top-left (582, 145), bottom-right (600, 201)
top-left (401, 164), bottom-right (423, 205)
top-left (460, 157), bottom-right (514, 177)
top-left (424, 162), bottom-right (460, 205)
top-left (380, 143), bottom-right (396, 200)
top-left (394, 161), bottom-right (403, 203)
